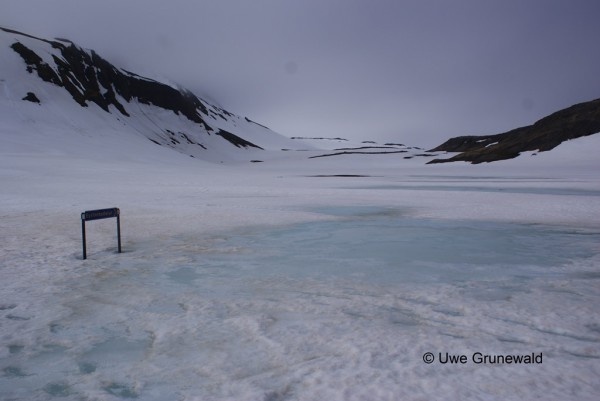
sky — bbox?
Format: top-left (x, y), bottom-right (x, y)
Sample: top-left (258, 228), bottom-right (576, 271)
top-left (2, 0), bottom-right (600, 148)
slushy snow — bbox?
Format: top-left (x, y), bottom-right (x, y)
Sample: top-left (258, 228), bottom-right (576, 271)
top-left (2, 44), bottom-right (600, 399)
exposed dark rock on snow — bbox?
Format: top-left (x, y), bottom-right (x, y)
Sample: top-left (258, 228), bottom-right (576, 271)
top-left (309, 150), bottom-right (408, 159)
top-left (244, 117), bottom-right (270, 129)
top-left (334, 146), bottom-right (401, 151)
top-left (428, 98), bottom-right (600, 164)
top-left (22, 92), bottom-right (40, 103)
top-left (216, 129), bottom-right (262, 149)
top-left (1, 26), bottom-right (284, 160)
top-left (8, 30), bottom-right (210, 124)
top-left (307, 175), bottom-right (372, 177)
top-left (291, 137), bottom-right (349, 141)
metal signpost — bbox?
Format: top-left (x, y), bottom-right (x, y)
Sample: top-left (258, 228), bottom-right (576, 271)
top-left (81, 207), bottom-right (121, 260)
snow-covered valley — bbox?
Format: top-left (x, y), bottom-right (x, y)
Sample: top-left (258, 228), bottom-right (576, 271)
top-left (2, 24), bottom-right (600, 401)
top-left (2, 124), bottom-right (600, 400)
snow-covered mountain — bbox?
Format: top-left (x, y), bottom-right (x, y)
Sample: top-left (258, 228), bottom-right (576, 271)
top-left (3, 25), bottom-right (598, 167)
top-left (428, 97), bottom-right (600, 164)
top-left (0, 26), bottom-right (308, 163)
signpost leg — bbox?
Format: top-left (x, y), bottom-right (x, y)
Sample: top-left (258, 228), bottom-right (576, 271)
top-left (117, 213), bottom-right (122, 254)
top-left (82, 220), bottom-right (87, 260)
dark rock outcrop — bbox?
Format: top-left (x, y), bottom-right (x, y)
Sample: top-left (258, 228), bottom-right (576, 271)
top-left (428, 98), bottom-right (600, 164)
top-left (2, 26), bottom-right (267, 153)
top-left (216, 129), bottom-right (263, 149)
top-left (22, 91), bottom-right (40, 103)
top-left (5, 26), bottom-right (209, 124)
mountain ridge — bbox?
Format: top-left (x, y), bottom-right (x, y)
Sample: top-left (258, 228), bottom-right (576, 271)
top-left (428, 97), bottom-right (600, 164)
top-left (3, 26), bottom-right (598, 165)
top-left (0, 26), bottom-right (304, 162)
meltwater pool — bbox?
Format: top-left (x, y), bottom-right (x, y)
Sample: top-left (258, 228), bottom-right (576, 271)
top-left (2, 206), bottom-right (600, 400)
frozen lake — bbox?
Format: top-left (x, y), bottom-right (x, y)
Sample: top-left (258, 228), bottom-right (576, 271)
top-left (2, 21), bottom-right (600, 400)
top-left (2, 206), bottom-right (600, 400)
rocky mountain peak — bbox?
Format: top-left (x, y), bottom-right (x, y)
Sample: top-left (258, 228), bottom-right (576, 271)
top-left (1, 26), bottom-right (307, 161)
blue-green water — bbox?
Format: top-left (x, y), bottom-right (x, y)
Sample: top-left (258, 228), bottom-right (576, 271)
top-left (2, 206), bottom-right (600, 400)
top-left (192, 207), bottom-right (599, 286)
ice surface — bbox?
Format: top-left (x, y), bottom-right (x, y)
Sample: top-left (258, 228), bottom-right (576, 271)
top-left (2, 209), bottom-right (600, 400)
top-left (1, 81), bottom-right (600, 399)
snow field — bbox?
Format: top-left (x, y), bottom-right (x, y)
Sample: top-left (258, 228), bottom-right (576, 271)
top-left (2, 85), bottom-right (600, 399)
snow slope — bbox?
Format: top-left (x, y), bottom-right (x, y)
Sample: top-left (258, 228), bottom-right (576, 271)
top-left (0, 27), bottom-right (310, 164)
top-left (2, 107), bottom-right (600, 400)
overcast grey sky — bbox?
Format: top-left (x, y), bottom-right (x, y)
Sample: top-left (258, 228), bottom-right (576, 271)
top-left (2, 0), bottom-right (600, 147)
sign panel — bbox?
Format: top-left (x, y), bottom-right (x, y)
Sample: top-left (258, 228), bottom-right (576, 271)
top-left (82, 208), bottom-right (119, 221)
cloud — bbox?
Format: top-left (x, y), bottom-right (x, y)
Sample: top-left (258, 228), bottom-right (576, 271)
top-left (2, 0), bottom-right (600, 147)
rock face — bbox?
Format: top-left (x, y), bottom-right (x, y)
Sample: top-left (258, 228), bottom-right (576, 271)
top-left (8, 34), bottom-right (209, 125)
top-left (22, 91), bottom-right (40, 103)
top-left (428, 98), bottom-right (600, 164)
top-left (1, 26), bottom-right (304, 160)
